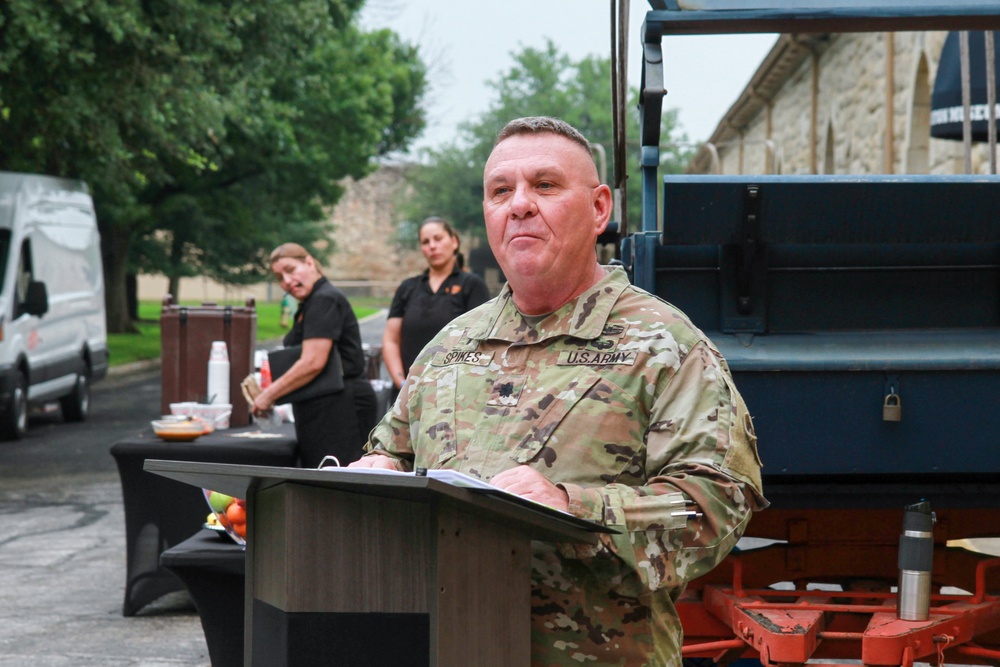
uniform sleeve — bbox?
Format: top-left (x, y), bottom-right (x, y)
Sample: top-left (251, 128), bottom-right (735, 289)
top-left (363, 376), bottom-right (416, 469)
top-left (558, 340), bottom-right (766, 595)
top-left (301, 290), bottom-right (346, 342)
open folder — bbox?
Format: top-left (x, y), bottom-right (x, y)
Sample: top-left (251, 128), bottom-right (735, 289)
top-left (322, 465), bottom-right (617, 533)
top-left (329, 466), bottom-right (496, 490)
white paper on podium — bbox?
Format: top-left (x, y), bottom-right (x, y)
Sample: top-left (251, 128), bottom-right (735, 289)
top-left (321, 465), bottom-right (497, 490)
top-left (322, 465), bottom-right (614, 532)
top-left (424, 469), bottom-right (498, 490)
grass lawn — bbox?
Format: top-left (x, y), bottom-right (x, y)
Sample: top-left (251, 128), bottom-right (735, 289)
top-left (107, 298), bottom-right (387, 368)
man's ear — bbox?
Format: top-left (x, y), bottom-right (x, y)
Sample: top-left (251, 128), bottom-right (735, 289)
top-left (592, 184), bottom-right (613, 235)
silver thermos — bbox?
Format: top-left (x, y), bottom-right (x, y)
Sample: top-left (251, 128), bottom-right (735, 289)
top-left (897, 500), bottom-right (935, 621)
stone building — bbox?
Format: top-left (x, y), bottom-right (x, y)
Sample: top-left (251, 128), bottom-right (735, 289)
top-left (139, 165), bottom-right (438, 304)
top-left (688, 31), bottom-right (996, 177)
top-left (320, 163), bottom-right (427, 298)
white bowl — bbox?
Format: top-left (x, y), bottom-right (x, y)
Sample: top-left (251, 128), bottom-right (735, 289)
top-left (151, 418), bottom-right (206, 441)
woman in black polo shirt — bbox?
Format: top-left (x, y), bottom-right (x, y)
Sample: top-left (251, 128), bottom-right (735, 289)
top-left (382, 218), bottom-right (490, 397)
top-left (252, 243), bottom-right (376, 467)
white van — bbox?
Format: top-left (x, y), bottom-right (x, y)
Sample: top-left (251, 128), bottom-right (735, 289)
top-left (0, 172), bottom-right (109, 439)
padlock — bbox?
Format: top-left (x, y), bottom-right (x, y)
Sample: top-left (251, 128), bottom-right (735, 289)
top-left (883, 393), bottom-right (902, 422)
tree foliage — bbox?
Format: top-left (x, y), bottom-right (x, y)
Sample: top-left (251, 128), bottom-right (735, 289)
top-left (0, 0), bottom-right (427, 332)
top-left (398, 40), bottom-right (692, 245)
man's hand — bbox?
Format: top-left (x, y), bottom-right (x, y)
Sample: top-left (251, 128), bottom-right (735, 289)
top-left (491, 466), bottom-right (569, 512)
top-left (347, 454), bottom-right (399, 470)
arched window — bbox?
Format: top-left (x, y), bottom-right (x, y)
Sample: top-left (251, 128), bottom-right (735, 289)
top-left (905, 53), bottom-right (931, 173)
top-left (823, 122), bottom-right (836, 174)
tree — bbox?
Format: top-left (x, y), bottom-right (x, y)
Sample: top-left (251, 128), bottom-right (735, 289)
top-left (398, 40), bottom-right (691, 244)
top-left (0, 0), bottom-right (427, 332)
top-left (143, 27), bottom-right (427, 292)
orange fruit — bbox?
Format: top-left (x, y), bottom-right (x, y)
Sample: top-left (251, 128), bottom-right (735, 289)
top-left (226, 502), bottom-right (246, 525)
top-left (232, 522), bottom-right (247, 538)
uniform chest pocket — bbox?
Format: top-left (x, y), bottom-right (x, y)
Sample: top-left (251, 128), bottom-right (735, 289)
top-left (412, 352), bottom-right (497, 467)
top-left (504, 366), bottom-right (648, 485)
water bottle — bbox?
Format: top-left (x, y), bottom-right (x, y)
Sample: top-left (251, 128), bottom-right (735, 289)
top-left (897, 500), bottom-right (935, 621)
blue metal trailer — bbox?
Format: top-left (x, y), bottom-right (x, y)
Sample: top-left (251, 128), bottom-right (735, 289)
top-left (617, 3), bottom-right (1000, 664)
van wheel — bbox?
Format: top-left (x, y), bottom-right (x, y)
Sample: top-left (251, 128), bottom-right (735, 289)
top-left (60, 373), bottom-right (90, 422)
top-left (1, 372), bottom-right (29, 440)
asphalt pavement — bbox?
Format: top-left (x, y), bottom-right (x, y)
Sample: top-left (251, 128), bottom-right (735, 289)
top-left (2, 308), bottom-right (998, 666)
top-left (0, 369), bottom-right (214, 667)
top-left (0, 311), bottom-right (389, 666)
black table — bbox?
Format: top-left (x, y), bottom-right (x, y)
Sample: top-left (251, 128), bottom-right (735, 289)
top-left (110, 424), bottom-right (297, 616)
top-left (161, 530), bottom-right (246, 667)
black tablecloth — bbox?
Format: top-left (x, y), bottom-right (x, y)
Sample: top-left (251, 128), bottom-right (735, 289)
top-left (111, 424), bottom-right (297, 616)
top-left (161, 530), bottom-right (246, 667)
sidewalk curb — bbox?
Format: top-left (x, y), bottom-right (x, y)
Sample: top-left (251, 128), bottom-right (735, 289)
top-left (107, 357), bottom-right (161, 377)
top-left (359, 308), bottom-right (388, 324)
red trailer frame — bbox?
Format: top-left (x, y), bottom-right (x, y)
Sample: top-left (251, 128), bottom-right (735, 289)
top-left (681, 558), bottom-right (1000, 666)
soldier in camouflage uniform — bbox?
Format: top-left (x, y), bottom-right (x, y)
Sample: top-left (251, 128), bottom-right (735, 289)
top-left (351, 117), bottom-right (767, 666)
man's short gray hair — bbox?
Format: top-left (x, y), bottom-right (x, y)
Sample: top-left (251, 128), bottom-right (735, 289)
top-left (494, 116), bottom-right (593, 155)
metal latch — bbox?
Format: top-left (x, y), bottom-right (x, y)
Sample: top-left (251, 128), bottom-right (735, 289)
top-left (738, 184), bottom-right (761, 315)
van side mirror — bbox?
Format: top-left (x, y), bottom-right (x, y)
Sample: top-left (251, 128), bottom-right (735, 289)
top-left (24, 280), bottom-right (49, 317)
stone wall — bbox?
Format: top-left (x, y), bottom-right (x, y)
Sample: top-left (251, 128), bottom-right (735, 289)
top-left (138, 165), bottom-right (446, 304)
top-left (702, 31), bottom-right (996, 177)
top-left (321, 164), bottom-right (425, 295)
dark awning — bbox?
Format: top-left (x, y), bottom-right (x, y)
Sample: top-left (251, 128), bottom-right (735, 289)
top-left (931, 31), bottom-right (1000, 142)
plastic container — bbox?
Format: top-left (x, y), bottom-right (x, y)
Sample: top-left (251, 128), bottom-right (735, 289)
top-left (171, 402), bottom-right (232, 430)
top-left (197, 403), bottom-right (232, 430)
top-left (169, 401), bottom-right (199, 416)
top-left (170, 402), bottom-right (232, 430)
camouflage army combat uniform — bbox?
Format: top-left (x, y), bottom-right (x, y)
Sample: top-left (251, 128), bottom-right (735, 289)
top-left (365, 266), bottom-right (767, 666)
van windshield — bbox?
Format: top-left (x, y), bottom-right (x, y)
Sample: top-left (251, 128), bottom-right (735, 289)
top-left (0, 230), bottom-right (9, 295)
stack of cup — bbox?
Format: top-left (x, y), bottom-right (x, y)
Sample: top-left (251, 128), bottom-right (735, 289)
top-left (207, 341), bottom-right (230, 405)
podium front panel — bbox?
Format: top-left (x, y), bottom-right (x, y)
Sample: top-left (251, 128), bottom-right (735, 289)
top-left (253, 483), bottom-right (432, 613)
top-left (247, 481), bottom-right (531, 666)
top-left (432, 503), bottom-right (530, 665)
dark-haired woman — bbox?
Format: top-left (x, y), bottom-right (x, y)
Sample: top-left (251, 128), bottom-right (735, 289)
top-left (382, 218), bottom-right (490, 396)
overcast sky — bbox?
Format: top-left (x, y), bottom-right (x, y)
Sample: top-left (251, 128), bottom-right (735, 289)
top-left (360, 0), bottom-right (777, 153)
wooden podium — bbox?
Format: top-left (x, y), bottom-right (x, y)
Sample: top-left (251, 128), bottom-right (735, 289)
top-left (144, 461), bottom-right (608, 667)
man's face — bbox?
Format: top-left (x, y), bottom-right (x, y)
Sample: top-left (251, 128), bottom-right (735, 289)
top-left (482, 133), bottom-right (610, 292)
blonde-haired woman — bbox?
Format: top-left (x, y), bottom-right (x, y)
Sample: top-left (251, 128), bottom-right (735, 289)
top-left (253, 243), bottom-right (375, 467)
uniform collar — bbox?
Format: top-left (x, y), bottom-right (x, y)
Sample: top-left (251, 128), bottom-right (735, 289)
top-left (467, 266), bottom-right (630, 343)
